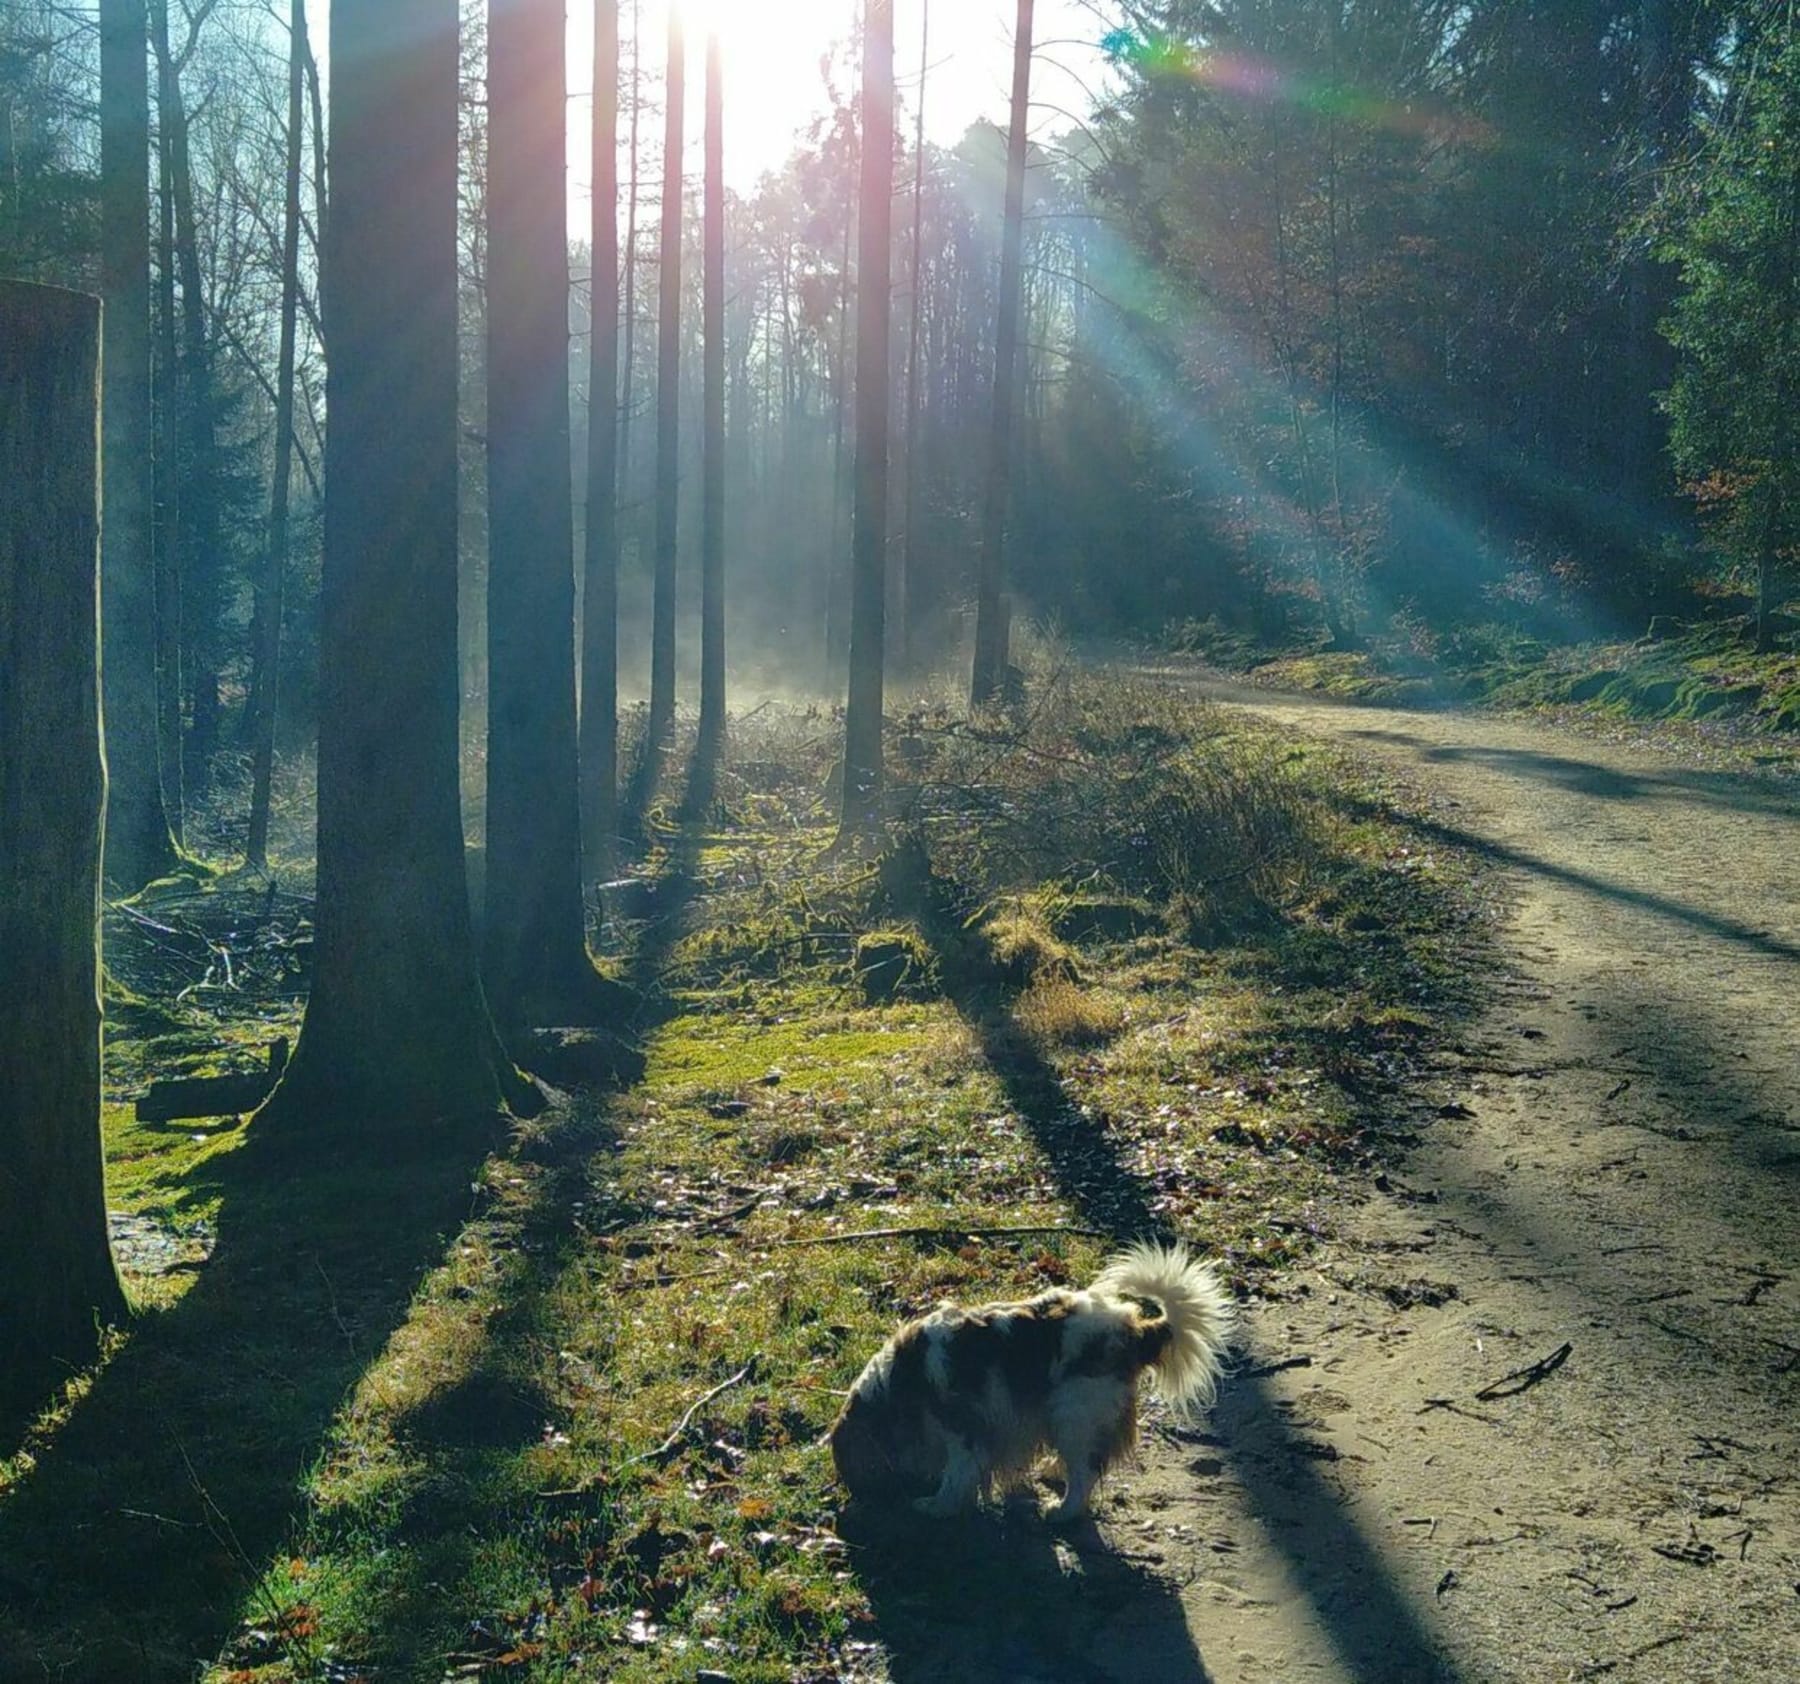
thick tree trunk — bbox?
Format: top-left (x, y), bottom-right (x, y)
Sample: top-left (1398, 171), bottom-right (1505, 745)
top-left (258, 0), bottom-right (525, 1129)
top-left (245, 0), bottom-right (310, 872)
top-left (839, 0), bottom-right (894, 837)
top-left (99, 0), bottom-right (179, 889)
top-left (617, 0), bottom-right (642, 565)
top-left (698, 28), bottom-right (726, 752)
top-left (482, 0), bottom-right (615, 1026)
top-left (970, 0), bottom-right (1034, 707)
top-left (581, 0), bottom-right (622, 874)
top-left (648, 6), bottom-right (685, 749)
top-left (0, 281), bottom-right (130, 1391)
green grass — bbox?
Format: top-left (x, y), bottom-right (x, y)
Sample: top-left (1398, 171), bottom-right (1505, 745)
top-left (0, 671), bottom-right (1493, 1683)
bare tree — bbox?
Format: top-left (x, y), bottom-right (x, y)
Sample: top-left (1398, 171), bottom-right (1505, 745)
top-left (839, 0), bottom-right (894, 837)
top-left (898, 0), bottom-right (931, 676)
top-left (260, 0), bottom-right (525, 1127)
top-left (969, 0), bottom-right (1033, 707)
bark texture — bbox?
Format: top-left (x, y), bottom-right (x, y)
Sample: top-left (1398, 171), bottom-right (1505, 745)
top-left (483, 0), bottom-right (611, 1025)
top-left (840, 0), bottom-right (895, 836)
top-left (699, 29), bottom-right (726, 750)
top-left (970, 0), bottom-right (1034, 707)
top-left (99, 0), bottom-right (179, 888)
top-left (259, 0), bottom-right (521, 1127)
top-left (648, 5), bottom-right (685, 748)
top-left (580, 0), bottom-right (622, 874)
top-left (0, 281), bottom-right (129, 1386)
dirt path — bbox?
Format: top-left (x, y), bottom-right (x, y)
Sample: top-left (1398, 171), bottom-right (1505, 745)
top-left (1091, 686), bottom-right (1800, 1684)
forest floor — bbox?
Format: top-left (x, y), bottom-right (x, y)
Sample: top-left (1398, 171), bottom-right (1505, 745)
top-left (0, 662), bottom-right (1795, 1682)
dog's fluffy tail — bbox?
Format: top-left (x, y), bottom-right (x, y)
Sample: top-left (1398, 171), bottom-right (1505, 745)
top-left (1093, 1241), bottom-right (1234, 1416)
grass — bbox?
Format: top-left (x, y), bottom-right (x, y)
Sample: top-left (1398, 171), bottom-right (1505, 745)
top-left (1171, 607), bottom-right (1800, 742)
top-left (0, 662), bottom-right (1494, 1683)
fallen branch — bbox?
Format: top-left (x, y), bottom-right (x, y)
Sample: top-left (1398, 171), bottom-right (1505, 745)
top-left (758, 1222), bottom-right (1114, 1250)
top-left (629, 1360), bottom-right (758, 1467)
top-left (1241, 1355), bottom-right (1313, 1380)
top-left (1474, 1340), bottom-right (1572, 1401)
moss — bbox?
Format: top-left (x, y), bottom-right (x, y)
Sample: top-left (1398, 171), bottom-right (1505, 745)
top-left (976, 905), bottom-right (1081, 989)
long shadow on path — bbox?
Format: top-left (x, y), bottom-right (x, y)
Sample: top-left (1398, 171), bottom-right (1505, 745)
top-left (893, 903), bottom-right (1462, 1684)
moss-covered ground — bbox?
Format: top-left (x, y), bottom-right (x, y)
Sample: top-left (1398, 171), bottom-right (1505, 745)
top-left (0, 667), bottom-right (1493, 1682)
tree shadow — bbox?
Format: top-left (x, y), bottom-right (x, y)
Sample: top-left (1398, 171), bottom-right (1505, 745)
top-left (0, 1109), bottom-right (500, 1680)
top-left (1339, 728), bottom-right (1800, 818)
top-left (890, 902), bottom-right (1461, 1683)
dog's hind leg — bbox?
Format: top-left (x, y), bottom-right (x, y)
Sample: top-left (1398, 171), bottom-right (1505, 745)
top-left (913, 1435), bottom-right (982, 1518)
top-left (1047, 1386), bottom-right (1134, 1522)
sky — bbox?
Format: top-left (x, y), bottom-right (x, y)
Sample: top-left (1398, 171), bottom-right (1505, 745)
top-left (304, 1), bottom-right (1116, 215)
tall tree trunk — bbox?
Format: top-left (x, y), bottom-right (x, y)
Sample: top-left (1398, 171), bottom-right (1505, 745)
top-left (698, 27), bottom-right (726, 752)
top-left (99, 0), bottom-right (179, 889)
top-left (839, 0), bottom-right (894, 838)
top-left (618, 0), bottom-right (641, 551)
top-left (581, 0), bottom-right (622, 874)
top-left (149, 0), bottom-right (224, 798)
top-left (898, 0), bottom-right (930, 677)
top-left (245, 0), bottom-right (309, 872)
top-left (828, 191), bottom-right (854, 674)
top-left (259, 0), bottom-right (526, 1128)
top-left (484, 0), bottom-right (615, 1026)
top-left (969, 0), bottom-right (1033, 707)
top-left (153, 90), bottom-right (185, 845)
top-left (648, 4), bottom-right (685, 749)
top-left (0, 281), bottom-right (129, 1393)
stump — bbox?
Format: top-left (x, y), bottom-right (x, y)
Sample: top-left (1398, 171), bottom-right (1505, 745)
top-left (0, 281), bottom-right (129, 1387)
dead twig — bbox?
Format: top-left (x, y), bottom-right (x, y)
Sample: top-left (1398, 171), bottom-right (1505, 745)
top-left (757, 1222), bottom-right (1114, 1250)
top-left (1241, 1355), bottom-right (1313, 1380)
top-left (1473, 1340), bottom-right (1571, 1401)
top-left (629, 1360), bottom-right (758, 1467)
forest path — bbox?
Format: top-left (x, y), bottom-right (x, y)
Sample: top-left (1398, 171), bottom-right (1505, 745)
top-left (1089, 681), bottom-right (1800, 1684)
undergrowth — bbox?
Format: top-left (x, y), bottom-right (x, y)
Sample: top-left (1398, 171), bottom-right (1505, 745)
top-left (0, 660), bottom-right (1491, 1683)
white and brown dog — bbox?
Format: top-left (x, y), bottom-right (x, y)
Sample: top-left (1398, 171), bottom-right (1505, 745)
top-left (829, 1242), bottom-right (1233, 1521)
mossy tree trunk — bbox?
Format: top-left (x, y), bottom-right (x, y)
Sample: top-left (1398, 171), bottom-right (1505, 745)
top-left (580, 0), bottom-right (622, 875)
top-left (258, 0), bottom-right (524, 1129)
top-left (0, 281), bottom-right (130, 1389)
top-left (99, 0), bottom-right (180, 890)
top-left (648, 4), bottom-right (685, 751)
top-left (484, 0), bottom-right (618, 1028)
top-left (839, 0), bottom-right (894, 838)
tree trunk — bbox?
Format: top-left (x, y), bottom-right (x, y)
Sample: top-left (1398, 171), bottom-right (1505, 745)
top-left (969, 0), bottom-right (1033, 707)
top-left (648, 5), bottom-right (685, 749)
top-left (245, 0), bottom-right (309, 872)
top-left (698, 27), bottom-right (726, 753)
top-left (839, 0), bottom-right (894, 838)
top-left (617, 0), bottom-right (642, 568)
top-left (897, 0), bottom-right (931, 678)
top-left (0, 281), bottom-right (129, 1393)
top-left (99, 0), bottom-right (179, 889)
top-left (258, 0), bottom-right (526, 1129)
top-left (149, 0), bottom-right (224, 799)
top-left (153, 85), bottom-right (185, 846)
top-left (484, 0), bottom-right (615, 1028)
top-left (581, 0), bottom-right (622, 874)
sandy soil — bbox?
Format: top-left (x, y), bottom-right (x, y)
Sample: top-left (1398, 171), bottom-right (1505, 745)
top-left (1083, 686), bottom-right (1800, 1684)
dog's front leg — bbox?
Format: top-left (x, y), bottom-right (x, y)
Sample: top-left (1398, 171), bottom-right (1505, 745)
top-left (913, 1436), bottom-right (981, 1518)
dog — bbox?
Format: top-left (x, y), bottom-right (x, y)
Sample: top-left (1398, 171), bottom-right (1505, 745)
top-left (829, 1242), bottom-right (1233, 1521)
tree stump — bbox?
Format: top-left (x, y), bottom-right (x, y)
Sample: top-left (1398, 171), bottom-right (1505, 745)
top-left (0, 280), bottom-right (129, 1388)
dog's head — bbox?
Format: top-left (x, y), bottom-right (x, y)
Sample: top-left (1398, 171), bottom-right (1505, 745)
top-left (828, 1384), bottom-right (938, 1505)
